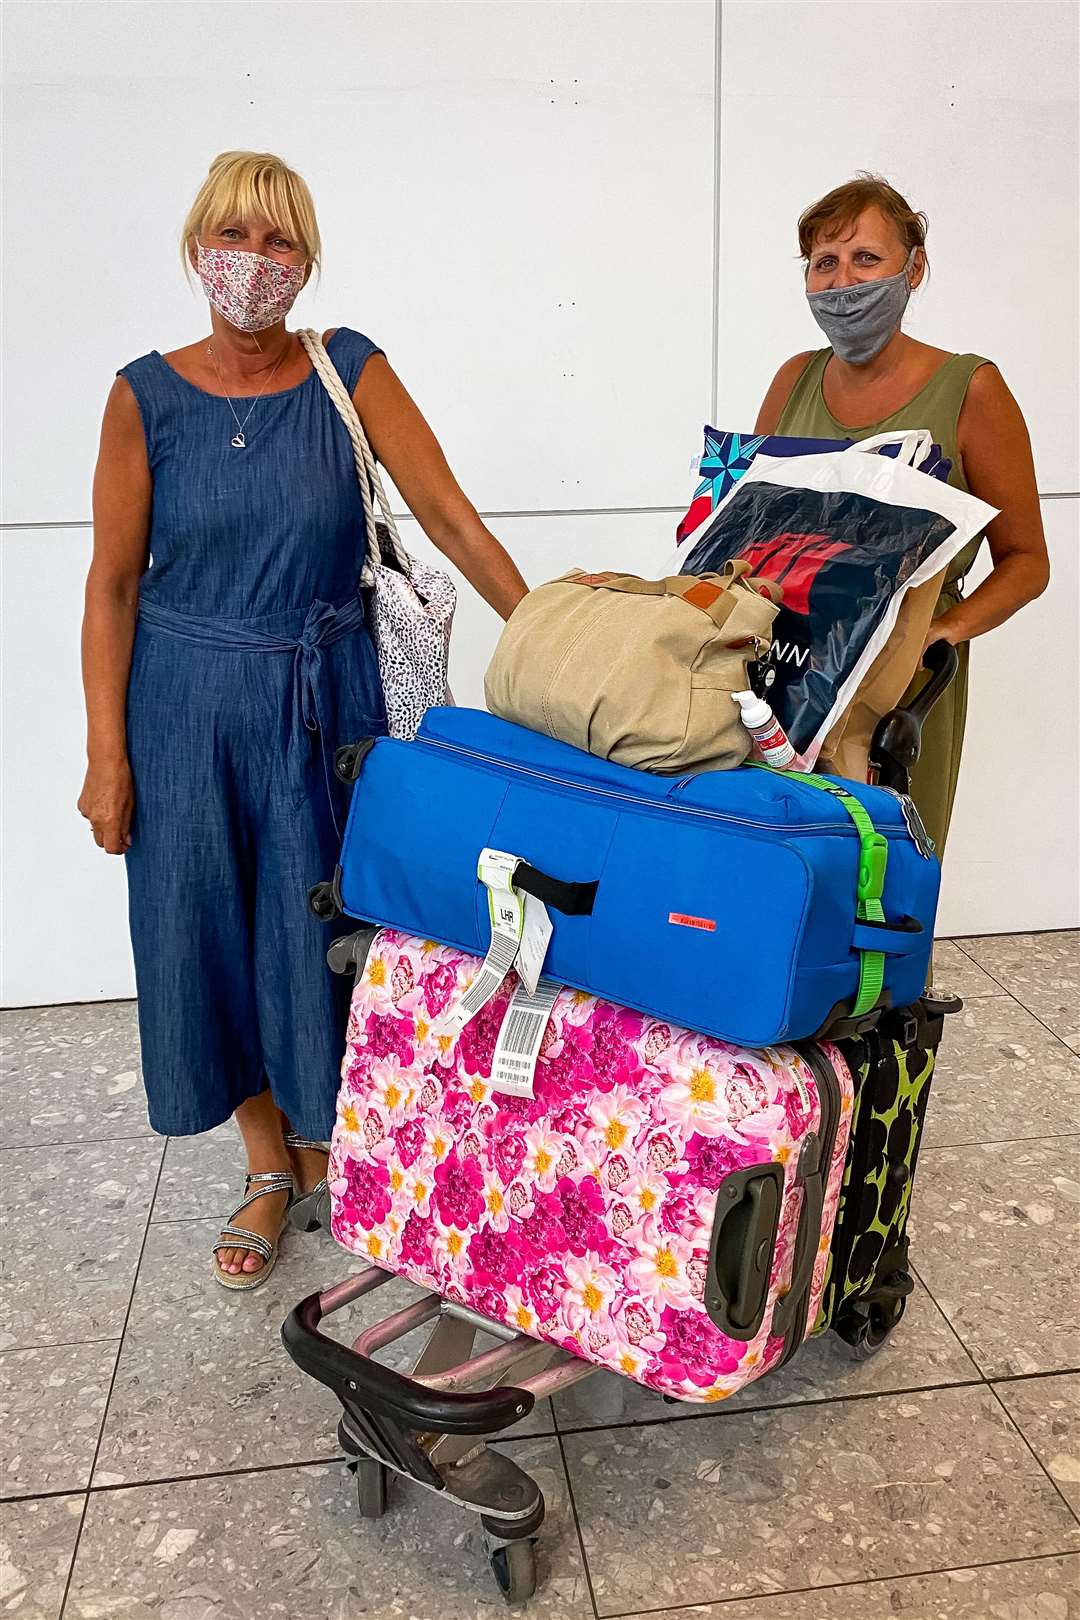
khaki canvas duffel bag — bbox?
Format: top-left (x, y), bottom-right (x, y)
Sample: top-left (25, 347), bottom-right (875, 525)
top-left (484, 561), bottom-right (781, 773)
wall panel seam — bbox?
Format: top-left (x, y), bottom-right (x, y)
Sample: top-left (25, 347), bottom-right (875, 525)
top-left (710, 0), bottom-right (723, 424)
top-left (3, 491), bottom-right (1079, 535)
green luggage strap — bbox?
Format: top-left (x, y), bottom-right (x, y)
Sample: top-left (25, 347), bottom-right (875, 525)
top-left (757, 767), bottom-right (888, 1017)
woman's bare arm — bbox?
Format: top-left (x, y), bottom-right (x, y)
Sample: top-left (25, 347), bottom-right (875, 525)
top-left (753, 353), bottom-right (815, 435)
top-left (353, 356), bottom-right (528, 620)
top-left (927, 364), bottom-right (1050, 647)
top-left (78, 378), bottom-right (151, 852)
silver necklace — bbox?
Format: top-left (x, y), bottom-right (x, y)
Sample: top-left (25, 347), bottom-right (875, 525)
top-left (206, 339), bottom-right (289, 448)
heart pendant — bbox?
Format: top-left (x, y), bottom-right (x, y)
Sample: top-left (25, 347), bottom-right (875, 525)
top-left (231, 432), bottom-right (247, 449)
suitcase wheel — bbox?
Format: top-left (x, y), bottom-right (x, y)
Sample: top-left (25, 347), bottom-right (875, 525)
top-left (837, 1294), bottom-right (907, 1360)
top-left (354, 1456), bottom-right (389, 1520)
top-left (488, 1537), bottom-right (538, 1604)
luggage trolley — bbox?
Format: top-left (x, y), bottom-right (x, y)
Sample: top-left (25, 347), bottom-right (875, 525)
top-left (284, 644), bottom-right (960, 1605)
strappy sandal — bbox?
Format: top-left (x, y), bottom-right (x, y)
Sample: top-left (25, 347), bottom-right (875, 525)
top-left (212, 1170), bottom-right (295, 1291)
top-left (285, 1132), bottom-right (331, 1233)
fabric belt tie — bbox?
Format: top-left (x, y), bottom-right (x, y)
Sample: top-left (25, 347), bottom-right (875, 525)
top-left (138, 594), bottom-right (367, 838)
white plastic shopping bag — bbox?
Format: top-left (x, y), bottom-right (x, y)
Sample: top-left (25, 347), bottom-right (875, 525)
top-left (679, 430), bottom-right (997, 765)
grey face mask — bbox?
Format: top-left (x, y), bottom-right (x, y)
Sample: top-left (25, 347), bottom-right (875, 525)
top-left (806, 250), bottom-right (916, 364)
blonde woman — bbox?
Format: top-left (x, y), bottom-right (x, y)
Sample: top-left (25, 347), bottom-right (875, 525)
top-left (79, 151), bottom-right (527, 1289)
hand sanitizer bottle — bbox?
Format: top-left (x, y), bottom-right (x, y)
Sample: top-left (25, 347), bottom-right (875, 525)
top-left (732, 690), bottom-right (797, 770)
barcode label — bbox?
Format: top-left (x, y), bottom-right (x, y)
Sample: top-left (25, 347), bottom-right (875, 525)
top-left (491, 979), bottom-right (562, 1098)
top-left (457, 850), bottom-right (526, 1029)
top-left (457, 932), bottom-right (520, 1024)
top-left (516, 892), bottom-right (553, 995)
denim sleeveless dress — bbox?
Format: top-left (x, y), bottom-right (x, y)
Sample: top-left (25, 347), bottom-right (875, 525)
top-left (120, 328), bottom-right (388, 1138)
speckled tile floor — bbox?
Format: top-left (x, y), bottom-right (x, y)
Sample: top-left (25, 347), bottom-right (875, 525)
top-left (2, 931), bottom-right (1078, 1620)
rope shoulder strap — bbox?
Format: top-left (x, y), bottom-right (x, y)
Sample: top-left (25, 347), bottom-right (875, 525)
top-left (296, 328), bottom-right (411, 582)
top-left (758, 766), bottom-right (889, 1017)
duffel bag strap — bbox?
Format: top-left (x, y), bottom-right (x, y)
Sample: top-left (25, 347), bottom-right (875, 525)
top-left (760, 767), bottom-right (888, 1017)
top-left (566, 566), bottom-right (781, 629)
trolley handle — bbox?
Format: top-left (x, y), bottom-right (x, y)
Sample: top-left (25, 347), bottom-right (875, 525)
top-left (281, 1292), bottom-right (535, 1437)
top-left (869, 641), bottom-right (959, 795)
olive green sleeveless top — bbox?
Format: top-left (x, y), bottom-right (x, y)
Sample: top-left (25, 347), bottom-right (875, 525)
top-left (775, 349), bottom-right (991, 588)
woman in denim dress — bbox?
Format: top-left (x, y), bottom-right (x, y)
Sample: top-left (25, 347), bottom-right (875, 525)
top-left (79, 151), bottom-right (527, 1288)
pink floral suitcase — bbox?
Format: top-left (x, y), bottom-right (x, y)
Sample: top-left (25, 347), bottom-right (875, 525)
top-left (328, 929), bottom-right (854, 1405)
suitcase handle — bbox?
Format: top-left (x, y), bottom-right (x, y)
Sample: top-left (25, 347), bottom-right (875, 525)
top-left (851, 915), bottom-right (924, 956)
top-left (706, 1140), bottom-right (825, 1344)
top-left (706, 1164), bottom-right (785, 1340)
top-left (513, 862), bottom-right (599, 917)
top-left (870, 641), bottom-right (959, 795)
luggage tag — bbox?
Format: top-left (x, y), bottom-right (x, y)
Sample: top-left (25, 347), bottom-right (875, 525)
top-left (457, 850), bottom-right (524, 1026)
top-left (490, 978), bottom-right (562, 1099)
top-left (457, 850), bottom-right (554, 1025)
top-left (880, 788), bottom-right (936, 859)
top-left (517, 892), bottom-right (553, 996)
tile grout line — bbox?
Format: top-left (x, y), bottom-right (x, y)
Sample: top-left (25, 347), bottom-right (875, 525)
top-left (990, 1365), bottom-right (1080, 1386)
top-left (555, 1372), bottom-right (1002, 1439)
top-left (554, 1425), bottom-right (604, 1620)
top-left (909, 1253), bottom-right (1079, 1391)
top-left (1, 996), bottom-right (138, 1013)
top-left (56, 1135), bottom-right (167, 1620)
top-left (25, 1361), bottom-right (1065, 1501)
top-left (600, 1547), bottom-right (1080, 1617)
top-left (6, 1426), bottom-right (564, 1506)
top-left (907, 1259), bottom-right (986, 1380)
top-left (0, 1336), bottom-right (122, 1359)
top-left (951, 940), bottom-right (1080, 1053)
top-left (10, 1454), bottom-right (348, 1506)
top-left (921, 1129), bottom-right (1080, 1152)
top-left (987, 1382), bottom-right (1080, 1531)
top-left (1, 1133), bottom-right (156, 1153)
top-left (0, 931), bottom-right (1072, 1015)
top-left (919, 1129), bottom-right (1080, 1158)
top-left (1, 1485), bottom-right (93, 1508)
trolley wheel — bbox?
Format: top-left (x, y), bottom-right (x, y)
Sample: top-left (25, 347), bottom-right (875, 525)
top-left (837, 1294), bottom-right (907, 1360)
top-left (490, 1538), bottom-right (538, 1604)
top-left (355, 1457), bottom-right (389, 1519)
top-left (334, 740), bottom-right (374, 784)
top-left (308, 880), bottom-right (341, 921)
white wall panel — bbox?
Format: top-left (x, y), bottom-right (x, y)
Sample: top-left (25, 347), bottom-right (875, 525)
top-left (937, 497), bottom-right (1079, 938)
top-left (3, 1), bottom-right (1076, 1008)
top-left (1, 529), bottom-right (135, 1007)
top-left (2, 494), bottom-right (1074, 1007)
top-left (0, 509), bottom-right (675, 1007)
top-left (410, 506), bottom-right (679, 709)
top-left (715, 1), bottom-right (1079, 492)
top-left (2, 0), bottom-right (715, 526)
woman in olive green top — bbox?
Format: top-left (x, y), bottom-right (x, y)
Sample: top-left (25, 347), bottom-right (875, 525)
top-left (756, 174), bottom-right (1049, 856)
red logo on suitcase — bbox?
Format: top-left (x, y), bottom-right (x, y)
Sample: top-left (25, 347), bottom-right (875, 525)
top-left (668, 912), bottom-right (717, 932)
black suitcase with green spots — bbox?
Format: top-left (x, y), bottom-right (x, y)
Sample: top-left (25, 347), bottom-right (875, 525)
top-left (813, 988), bottom-right (962, 1353)
top-left (807, 640), bottom-right (964, 1355)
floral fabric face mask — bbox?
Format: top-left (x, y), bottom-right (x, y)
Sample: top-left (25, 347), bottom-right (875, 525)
top-left (196, 244), bottom-right (305, 333)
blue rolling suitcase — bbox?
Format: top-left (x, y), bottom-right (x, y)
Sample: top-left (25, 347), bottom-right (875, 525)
top-left (310, 674), bottom-right (945, 1049)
